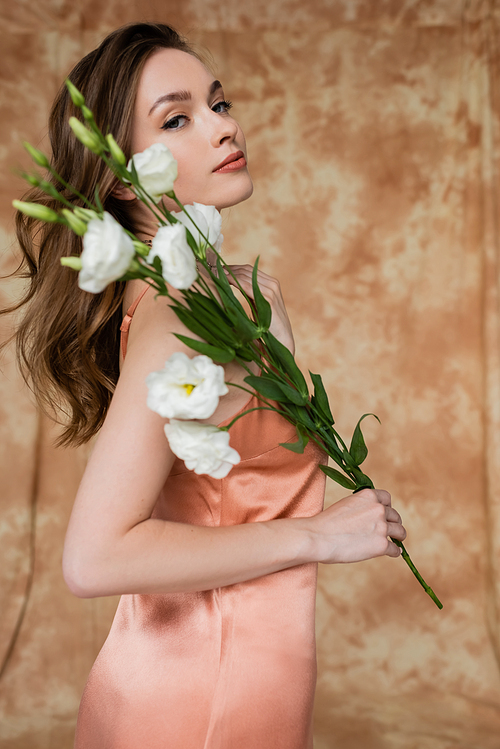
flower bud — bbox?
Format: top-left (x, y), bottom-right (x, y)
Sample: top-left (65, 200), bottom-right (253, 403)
top-left (105, 133), bottom-right (126, 165)
top-left (60, 256), bottom-right (83, 271)
top-left (23, 142), bottom-right (50, 168)
top-left (12, 200), bottom-right (59, 222)
top-left (39, 180), bottom-right (62, 200)
top-left (81, 105), bottom-right (94, 122)
top-left (128, 258), bottom-right (143, 274)
top-left (73, 207), bottom-right (100, 222)
top-left (62, 209), bottom-right (87, 236)
top-left (26, 174), bottom-right (42, 187)
top-left (65, 79), bottom-right (85, 108)
top-left (132, 239), bottom-right (151, 257)
top-left (68, 117), bottom-right (103, 155)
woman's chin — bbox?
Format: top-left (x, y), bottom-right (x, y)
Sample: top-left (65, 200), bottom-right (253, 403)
top-left (159, 177), bottom-right (254, 213)
top-left (215, 180), bottom-right (254, 211)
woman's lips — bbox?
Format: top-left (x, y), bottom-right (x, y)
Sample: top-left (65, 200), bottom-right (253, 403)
top-left (213, 153), bottom-right (247, 173)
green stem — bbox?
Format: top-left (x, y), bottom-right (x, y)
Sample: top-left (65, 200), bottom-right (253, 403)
top-left (223, 406), bottom-right (281, 431)
top-left (101, 154), bottom-right (169, 228)
top-left (170, 194), bottom-right (253, 302)
top-left (308, 431), bottom-right (355, 481)
top-left (224, 381), bottom-right (256, 396)
top-left (47, 166), bottom-right (96, 209)
top-left (192, 272), bottom-right (221, 305)
top-left (392, 539), bottom-right (443, 609)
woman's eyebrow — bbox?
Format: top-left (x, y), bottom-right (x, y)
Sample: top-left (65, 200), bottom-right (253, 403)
top-left (148, 80), bottom-right (223, 116)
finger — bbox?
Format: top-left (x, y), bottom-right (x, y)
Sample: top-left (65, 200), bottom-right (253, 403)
top-left (374, 489), bottom-right (392, 506)
top-left (353, 487), bottom-right (388, 504)
top-left (225, 271), bottom-right (255, 297)
top-left (226, 272), bottom-right (252, 288)
top-left (385, 507), bottom-right (402, 524)
top-left (227, 266), bottom-right (278, 288)
top-left (227, 271), bottom-right (277, 292)
top-left (227, 273), bottom-right (282, 306)
top-left (385, 540), bottom-right (402, 558)
top-left (387, 522), bottom-right (406, 541)
top-left (228, 263), bottom-right (272, 276)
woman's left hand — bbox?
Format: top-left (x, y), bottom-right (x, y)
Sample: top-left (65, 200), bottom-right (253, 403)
top-left (226, 264), bottom-right (295, 355)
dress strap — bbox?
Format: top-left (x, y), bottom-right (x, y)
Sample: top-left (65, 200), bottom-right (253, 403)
top-left (120, 286), bottom-right (151, 361)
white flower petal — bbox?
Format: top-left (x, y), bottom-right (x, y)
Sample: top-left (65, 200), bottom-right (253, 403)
top-left (78, 212), bottom-right (135, 293)
top-left (146, 352), bottom-right (228, 420)
top-left (164, 420), bottom-right (240, 478)
top-left (128, 143), bottom-right (178, 203)
top-left (171, 203), bottom-right (223, 255)
top-left (147, 224), bottom-right (197, 289)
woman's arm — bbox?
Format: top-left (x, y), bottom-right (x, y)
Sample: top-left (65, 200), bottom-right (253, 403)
top-left (62, 277), bottom-right (405, 599)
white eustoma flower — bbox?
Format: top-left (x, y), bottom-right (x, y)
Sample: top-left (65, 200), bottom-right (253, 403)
top-left (146, 352), bottom-right (228, 420)
top-left (172, 202), bottom-right (224, 255)
top-left (78, 212), bottom-right (135, 293)
top-left (147, 224), bottom-right (197, 289)
top-left (128, 143), bottom-right (178, 203)
top-left (165, 420), bottom-right (240, 479)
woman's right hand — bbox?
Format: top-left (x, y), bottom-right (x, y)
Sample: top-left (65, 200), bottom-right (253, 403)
top-left (306, 488), bottom-right (406, 564)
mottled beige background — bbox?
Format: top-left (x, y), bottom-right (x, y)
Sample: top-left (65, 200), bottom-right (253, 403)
top-left (1, 1), bottom-right (500, 747)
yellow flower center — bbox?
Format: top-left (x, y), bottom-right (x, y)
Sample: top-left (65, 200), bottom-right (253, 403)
top-left (182, 383), bottom-right (195, 396)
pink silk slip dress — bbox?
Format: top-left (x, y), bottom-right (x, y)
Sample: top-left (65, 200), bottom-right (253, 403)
top-left (74, 287), bottom-right (327, 749)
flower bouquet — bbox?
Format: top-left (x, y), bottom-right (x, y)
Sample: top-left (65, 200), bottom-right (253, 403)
top-left (13, 80), bottom-right (442, 609)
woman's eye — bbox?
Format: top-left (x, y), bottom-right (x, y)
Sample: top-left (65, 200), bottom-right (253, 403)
top-left (161, 115), bottom-right (188, 131)
top-left (212, 99), bottom-right (233, 114)
top-left (161, 101), bottom-right (233, 131)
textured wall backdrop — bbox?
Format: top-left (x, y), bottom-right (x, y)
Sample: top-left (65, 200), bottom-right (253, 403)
top-left (1, 1), bottom-right (500, 747)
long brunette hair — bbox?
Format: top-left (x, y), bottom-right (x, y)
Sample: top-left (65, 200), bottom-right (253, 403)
top-left (3, 23), bottom-right (201, 447)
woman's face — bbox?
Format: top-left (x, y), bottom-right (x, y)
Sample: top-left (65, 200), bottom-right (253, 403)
top-left (131, 48), bottom-right (253, 215)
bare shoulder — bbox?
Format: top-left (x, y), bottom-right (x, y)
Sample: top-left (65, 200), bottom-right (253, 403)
top-left (120, 279), bottom-right (200, 378)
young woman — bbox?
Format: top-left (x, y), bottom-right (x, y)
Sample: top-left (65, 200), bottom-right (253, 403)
top-left (10, 22), bottom-right (406, 749)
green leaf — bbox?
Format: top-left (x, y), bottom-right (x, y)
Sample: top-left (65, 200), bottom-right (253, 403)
top-left (152, 255), bottom-right (163, 276)
top-left (184, 227), bottom-right (199, 256)
top-left (351, 468), bottom-right (374, 490)
top-left (215, 285), bottom-right (259, 342)
top-left (184, 291), bottom-right (238, 344)
top-left (244, 372), bottom-right (308, 406)
top-left (252, 257), bottom-right (272, 330)
top-left (309, 372), bottom-right (334, 424)
top-left (276, 381), bottom-right (309, 406)
top-left (214, 258), bottom-right (244, 312)
top-left (94, 185), bottom-right (103, 212)
top-left (186, 290), bottom-right (231, 323)
top-left (319, 465), bottom-right (356, 490)
top-left (262, 332), bottom-right (308, 395)
top-left (173, 334), bottom-right (235, 363)
top-left (243, 375), bottom-right (290, 402)
top-left (129, 159), bottom-right (139, 186)
top-left (286, 404), bottom-right (316, 429)
top-left (171, 305), bottom-right (220, 347)
top-left (280, 425), bottom-right (309, 454)
top-left (317, 429), bottom-right (344, 462)
top-left (233, 316), bottom-right (260, 343)
top-left (234, 346), bottom-right (256, 363)
top-left (349, 413), bottom-right (380, 466)
top-left (342, 448), bottom-right (357, 470)
top-left (212, 260), bottom-right (261, 342)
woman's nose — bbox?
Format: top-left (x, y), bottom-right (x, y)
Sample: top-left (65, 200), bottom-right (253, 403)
top-left (209, 111), bottom-right (239, 147)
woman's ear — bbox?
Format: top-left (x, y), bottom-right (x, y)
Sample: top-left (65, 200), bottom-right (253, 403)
top-left (111, 180), bottom-right (136, 201)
